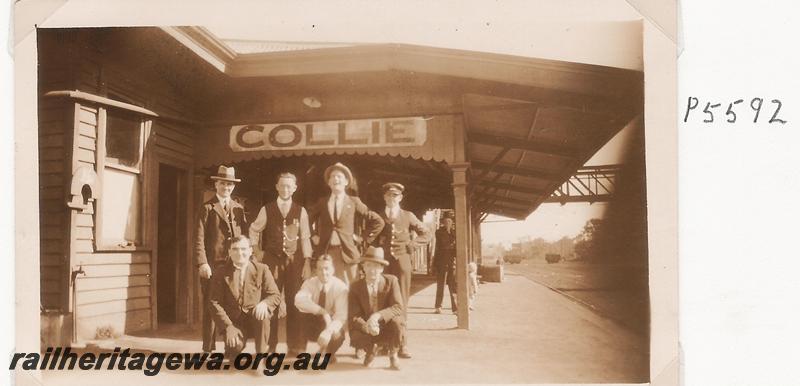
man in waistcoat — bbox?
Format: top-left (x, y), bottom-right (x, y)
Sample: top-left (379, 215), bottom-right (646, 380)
top-left (249, 172), bottom-right (313, 355)
top-left (194, 165), bottom-right (248, 352)
top-left (376, 182), bottom-right (430, 358)
top-left (308, 162), bottom-right (384, 285)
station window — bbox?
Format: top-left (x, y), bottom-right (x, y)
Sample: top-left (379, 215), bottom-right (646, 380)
top-left (105, 110), bottom-right (143, 170)
top-left (96, 95), bottom-right (148, 249)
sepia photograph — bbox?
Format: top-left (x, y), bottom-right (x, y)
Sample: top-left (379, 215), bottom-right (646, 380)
top-left (14, 1), bottom-right (677, 385)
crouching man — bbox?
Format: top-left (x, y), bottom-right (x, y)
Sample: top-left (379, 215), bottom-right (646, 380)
top-left (294, 255), bottom-right (348, 361)
top-left (209, 236), bottom-right (281, 358)
top-left (348, 247), bottom-right (405, 370)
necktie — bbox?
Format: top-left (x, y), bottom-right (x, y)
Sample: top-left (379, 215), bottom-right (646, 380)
top-left (317, 285), bottom-right (327, 311)
top-left (330, 197), bottom-right (341, 246)
top-left (232, 267), bottom-right (242, 304)
top-left (368, 282), bottom-right (378, 311)
top-left (333, 198), bottom-right (339, 221)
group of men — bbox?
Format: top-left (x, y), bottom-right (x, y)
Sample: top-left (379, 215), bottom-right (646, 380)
top-left (194, 162), bottom-right (457, 370)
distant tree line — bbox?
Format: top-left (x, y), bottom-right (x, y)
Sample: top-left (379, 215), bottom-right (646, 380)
top-left (484, 218), bottom-right (609, 262)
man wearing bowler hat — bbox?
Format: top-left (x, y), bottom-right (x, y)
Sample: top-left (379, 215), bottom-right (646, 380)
top-left (195, 165), bottom-right (248, 352)
top-left (308, 162), bottom-right (384, 285)
top-left (376, 182), bottom-right (430, 358)
top-left (348, 247), bottom-right (405, 370)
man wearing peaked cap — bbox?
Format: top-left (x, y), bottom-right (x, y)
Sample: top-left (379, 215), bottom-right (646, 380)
top-left (376, 182), bottom-right (430, 359)
top-left (348, 247), bottom-right (405, 370)
top-left (308, 162), bottom-right (384, 286)
top-left (195, 165), bottom-right (248, 352)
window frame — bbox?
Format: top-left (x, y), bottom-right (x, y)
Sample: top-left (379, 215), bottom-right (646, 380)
top-left (94, 102), bottom-right (151, 252)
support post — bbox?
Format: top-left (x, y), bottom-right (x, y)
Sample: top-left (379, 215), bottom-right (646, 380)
top-left (451, 162), bottom-right (470, 329)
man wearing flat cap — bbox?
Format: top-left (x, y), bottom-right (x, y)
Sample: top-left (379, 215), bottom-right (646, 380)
top-left (376, 182), bottom-right (430, 358)
top-left (308, 162), bottom-right (384, 286)
top-left (348, 247), bottom-right (405, 370)
top-left (195, 165), bottom-right (249, 352)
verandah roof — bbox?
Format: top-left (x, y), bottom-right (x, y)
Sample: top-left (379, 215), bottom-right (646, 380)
top-left (165, 27), bottom-right (643, 220)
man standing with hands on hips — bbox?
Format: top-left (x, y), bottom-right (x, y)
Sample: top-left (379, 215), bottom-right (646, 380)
top-left (308, 162), bottom-right (384, 285)
top-left (249, 172), bottom-right (313, 355)
top-left (377, 182), bottom-right (430, 358)
top-left (195, 165), bottom-right (248, 352)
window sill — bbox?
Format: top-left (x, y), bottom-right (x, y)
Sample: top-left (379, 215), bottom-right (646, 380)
top-left (94, 243), bottom-right (151, 253)
top-left (105, 162), bottom-right (141, 174)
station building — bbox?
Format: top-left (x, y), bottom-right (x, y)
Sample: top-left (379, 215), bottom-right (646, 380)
top-left (36, 27), bottom-right (643, 344)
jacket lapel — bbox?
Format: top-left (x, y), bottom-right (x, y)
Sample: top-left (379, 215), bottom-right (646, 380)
top-left (212, 198), bottom-right (227, 222)
top-left (358, 280), bottom-right (373, 314)
top-left (223, 264), bottom-right (237, 298)
top-left (245, 261), bottom-right (257, 287)
top-left (341, 196), bottom-right (354, 224)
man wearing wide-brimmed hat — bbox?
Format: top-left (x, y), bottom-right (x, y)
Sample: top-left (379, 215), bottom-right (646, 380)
top-left (347, 247), bottom-right (405, 370)
top-left (194, 165), bottom-right (249, 352)
top-left (376, 182), bottom-right (430, 359)
top-left (308, 162), bottom-right (384, 285)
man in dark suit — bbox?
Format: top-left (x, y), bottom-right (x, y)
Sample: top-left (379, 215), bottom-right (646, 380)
top-left (376, 182), bottom-right (430, 358)
top-left (433, 212), bottom-right (457, 314)
top-left (308, 162), bottom-right (384, 285)
top-left (195, 165), bottom-right (249, 352)
top-left (249, 172), bottom-right (313, 354)
top-left (209, 235), bottom-right (281, 357)
top-left (348, 247), bottom-right (405, 370)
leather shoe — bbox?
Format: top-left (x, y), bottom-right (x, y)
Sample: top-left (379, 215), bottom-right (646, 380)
top-left (435, 307), bottom-right (442, 314)
top-left (398, 346), bottom-right (411, 359)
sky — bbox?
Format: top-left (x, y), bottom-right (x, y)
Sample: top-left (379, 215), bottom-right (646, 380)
top-left (204, 0), bottom-right (643, 70)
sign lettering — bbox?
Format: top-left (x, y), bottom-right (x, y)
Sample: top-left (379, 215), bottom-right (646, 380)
top-left (229, 117), bottom-right (427, 152)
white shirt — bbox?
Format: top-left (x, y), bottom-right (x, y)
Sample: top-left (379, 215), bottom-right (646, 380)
top-left (276, 197), bottom-right (292, 217)
top-left (385, 206), bottom-right (400, 220)
top-left (231, 261), bottom-right (249, 292)
top-left (294, 276), bottom-right (349, 333)
top-left (216, 194), bottom-right (230, 210)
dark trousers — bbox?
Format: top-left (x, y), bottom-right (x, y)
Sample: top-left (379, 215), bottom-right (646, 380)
top-left (200, 262), bottom-right (226, 352)
top-left (328, 246), bottom-right (358, 285)
top-left (224, 312), bottom-right (272, 358)
top-left (435, 264), bottom-right (457, 310)
top-left (302, 314), bottom-right (345, 354)
top-left (265, 252), bottom-right (306, 352)
top-left (387, 253), bottom-right (412, 347)
top-left (387, 253), bottom-right (412, 310)
top-left (349, 319), bottom-right (404, 351)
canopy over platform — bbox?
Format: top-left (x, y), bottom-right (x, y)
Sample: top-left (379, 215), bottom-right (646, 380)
top-left (164, 26), bottom-right (642, 220)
